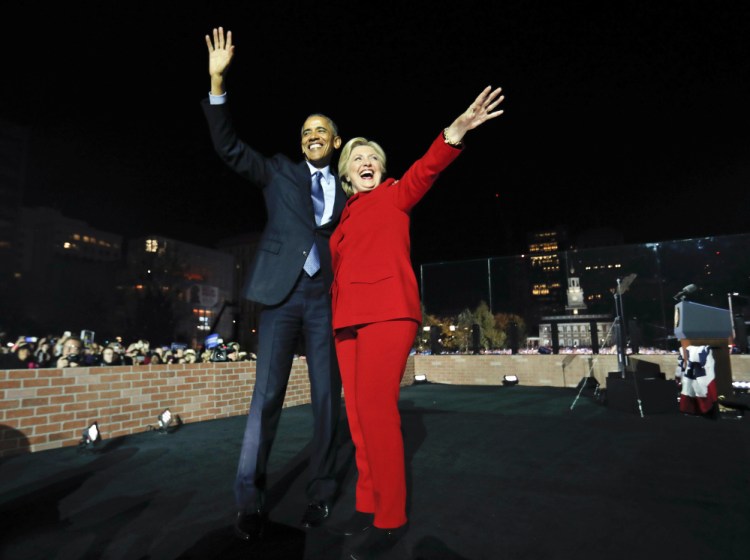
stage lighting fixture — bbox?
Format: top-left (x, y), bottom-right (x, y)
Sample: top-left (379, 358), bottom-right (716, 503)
top-left (414, 374), bottom-right (428, 384)
top-left (502, 375), bottom-right (519, 386)
top-left (79, 421), bottom-right (102, 449)
top-left (155, 408), bottom-right (182, 434)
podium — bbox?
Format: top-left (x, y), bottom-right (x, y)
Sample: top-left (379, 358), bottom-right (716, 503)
top-left (673, 300), bottom-right (734, 398)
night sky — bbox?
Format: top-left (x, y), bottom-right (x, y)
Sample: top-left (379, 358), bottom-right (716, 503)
top-left (7, 1), bottom-right (750, 265)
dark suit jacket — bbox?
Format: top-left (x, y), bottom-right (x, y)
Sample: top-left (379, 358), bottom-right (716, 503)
top-left (330, 134), bottom-right (461, 329)
top-left (202, 100), bottom-right (346, 305)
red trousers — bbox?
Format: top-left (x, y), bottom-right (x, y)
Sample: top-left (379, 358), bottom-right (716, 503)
top-left (334, 319), bottom-right (418, 529)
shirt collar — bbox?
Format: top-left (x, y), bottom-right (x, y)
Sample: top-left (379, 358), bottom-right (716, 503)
top-left (305, 162), bottom-right (332, 183)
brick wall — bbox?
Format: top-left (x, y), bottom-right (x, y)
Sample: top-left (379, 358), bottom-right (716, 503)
top-left (2, 354), bottom-right (748, 458)
top-left (412, 354), bottom-right (750, 388)
top-left (0, 359), bottom-right (312, 458)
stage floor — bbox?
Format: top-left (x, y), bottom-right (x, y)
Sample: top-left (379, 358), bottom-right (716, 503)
top-left (2, 384), bottom-right (749, 560)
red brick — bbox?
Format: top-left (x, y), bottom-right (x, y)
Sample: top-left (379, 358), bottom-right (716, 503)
top-left (37, 387), bottom-right (64, 396)
top-left (22, 398), bottom-right (49, 407)
top-left (8, 370), bottom-right (37, 380)
top-left (23, 378), bottom-right (50, 388)
top-left (36, 406), bottom-right (63, 415)
top-left (50, 413), bottom-right (76, 423)
top-left (0, 400), bottom-right (21, 410)
top-left (36, 424), bottom-right (63, 435)
top-left (64, 385), bottom-right (86, 394)
top-left (0, 380), bottom-right (21, 390)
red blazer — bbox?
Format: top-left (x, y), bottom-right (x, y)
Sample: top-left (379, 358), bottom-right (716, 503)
top-left (330, 133), bottom-right (461, 330)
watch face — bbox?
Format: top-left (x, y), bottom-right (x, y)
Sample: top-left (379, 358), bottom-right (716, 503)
top-left (674, 306), bottom-right (680, 329)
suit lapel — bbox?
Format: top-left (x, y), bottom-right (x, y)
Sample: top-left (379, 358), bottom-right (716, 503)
top-left (294, 162), bottom-right (316, 222)
top-left (332, 175), bottom-right (347, 221)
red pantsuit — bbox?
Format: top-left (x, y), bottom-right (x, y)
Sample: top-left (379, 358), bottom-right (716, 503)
top-left (335, 320), bottom-right (418, 528)
top-left (330, 133), bottom-right (461, 529)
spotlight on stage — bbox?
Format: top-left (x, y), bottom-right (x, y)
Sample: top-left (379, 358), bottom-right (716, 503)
top-left (414, 374), bottom-right (428, 384)
top-left (79, 421), bottom-right (102, 450)
top-left (154, 408), bottom-right (182, 434)
top-left (503, 375), bottom-right (519, 386)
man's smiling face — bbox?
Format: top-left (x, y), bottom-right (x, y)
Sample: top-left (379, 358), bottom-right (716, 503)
top-left (301, 116), bottom-right (341, 166)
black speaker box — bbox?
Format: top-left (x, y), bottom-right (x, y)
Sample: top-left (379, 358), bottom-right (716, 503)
top-left (605, 377), bottom-right (679, 414)
top-left (607, 369), bottom-right (665, 382)
top-left (471, 324), bottom-right (481, 354)
top-left (575, 376), bottom-right (600, 392)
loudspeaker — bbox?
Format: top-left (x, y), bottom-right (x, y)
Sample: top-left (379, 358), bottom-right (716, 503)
top-left (623, 359), bottom-right (665, 379)
top-left (429, 325), bottom-right (442, 355)
top-left (509, 321), bottom-right (519, 355)
top-left (589, 320), bottom-right (600, 354)
top-left (471, 324), bottom-right (480, 354)
top-left (551, 323), bottom-right (559, 354)
top-left (605, 377), bottom-right (678, 414)
top-left (628, 318), bottom-right (641, 354)
top-left (575, 376), bottom-right (600, 392)
top-left (734, 315), bottom-right (748, 353)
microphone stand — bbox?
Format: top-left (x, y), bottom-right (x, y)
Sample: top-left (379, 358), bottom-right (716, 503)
top-left (614, 277), bottom-right (644, 418)
top-left (614, 278), bottom-right (628, 379)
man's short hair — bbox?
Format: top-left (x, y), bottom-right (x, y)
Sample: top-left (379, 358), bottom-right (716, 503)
top-left (301, 113), bottom-right (339, 137)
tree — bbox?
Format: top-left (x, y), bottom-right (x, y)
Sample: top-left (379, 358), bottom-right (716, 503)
top-left (495, 313), bottom-right (527, 350)
top-left (474, 301), bottom-right (505, 350)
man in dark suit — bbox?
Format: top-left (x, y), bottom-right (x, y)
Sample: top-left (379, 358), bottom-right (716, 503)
top-left (202, 27), bottom-right (344, 542)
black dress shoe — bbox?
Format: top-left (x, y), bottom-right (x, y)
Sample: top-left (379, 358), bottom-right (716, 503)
top-left (347, 524), bottom-right (407, 560)
top-left (301, 501), bottom-right (330, 528)
top-left (234, 511), bottom-right (265, 542)
top-left (329, 511), bottom-right (374, 537)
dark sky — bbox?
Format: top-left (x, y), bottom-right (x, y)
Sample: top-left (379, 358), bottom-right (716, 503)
top-left (6, 1), bottom-right (750, 264)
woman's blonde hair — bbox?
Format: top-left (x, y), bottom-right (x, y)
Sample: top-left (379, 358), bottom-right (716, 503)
top-left (338, 137), bottom-right (387, 196)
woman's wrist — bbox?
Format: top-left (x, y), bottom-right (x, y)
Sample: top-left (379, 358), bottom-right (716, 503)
top-left (442, 127), bottom-right (464, 148)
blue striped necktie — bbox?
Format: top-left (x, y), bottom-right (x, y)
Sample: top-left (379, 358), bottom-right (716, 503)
top-left (303, 171), bottom-right (324, 276)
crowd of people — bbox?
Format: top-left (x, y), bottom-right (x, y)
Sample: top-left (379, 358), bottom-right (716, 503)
top-left (0, 332), bottom-right (254, 370)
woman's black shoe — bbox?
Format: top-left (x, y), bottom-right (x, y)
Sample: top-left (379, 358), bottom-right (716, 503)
top-left (347, 523), bottom-right (407, 559)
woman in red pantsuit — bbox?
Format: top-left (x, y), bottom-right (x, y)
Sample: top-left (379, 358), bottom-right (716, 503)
top-left (329, 86), bottom-right (505, 558)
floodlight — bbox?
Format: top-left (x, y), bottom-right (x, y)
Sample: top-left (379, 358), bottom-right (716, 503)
top-left (154, 408), bottom-right (182, 434)
top-left (502, 375), bottom-right (519, 386)
top-left (414, 374), bottom-right (428, 384)
top-left (79, 421), bottom-right (102, 450)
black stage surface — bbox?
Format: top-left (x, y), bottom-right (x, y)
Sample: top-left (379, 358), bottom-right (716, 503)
top-left (2, 384), bottom-right (750, 560)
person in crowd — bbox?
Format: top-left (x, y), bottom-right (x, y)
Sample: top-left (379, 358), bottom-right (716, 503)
top-left (149, 352), bottom-right (163, 365)
top-left (200, 348), bottom-right (213, 363)
top-left (183, 349), bottom-right (198, 364)
top-left (111, 341), bottom-right (133, 365)
top-left (55, 336), bottom-right (85, 368)
top-left (226, 342), bottom-right (241, 362)
top-left (100, 344), bottom-right (123, 366)
top-left (170, 347), bottom-right (186, 364)
top-left (31, 337), bottom-right (53, 368)
top-left (202, 27), bottom-right (346, 541)
top-left (81, 342), bottom-right (102, 366)
top-left (329, 86), bottom-right (505, 558)
top-left (125, 340), bottom-right (150, 365)
top-left (1, 341), bottom-right (38, 369)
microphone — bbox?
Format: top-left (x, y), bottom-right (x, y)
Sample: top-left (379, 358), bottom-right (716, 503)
top-left (673, 284), bottom-right (698, 301)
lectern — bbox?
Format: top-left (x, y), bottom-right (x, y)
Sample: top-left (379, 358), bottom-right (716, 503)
top-left (673, 301), bottom-right (734, 397)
